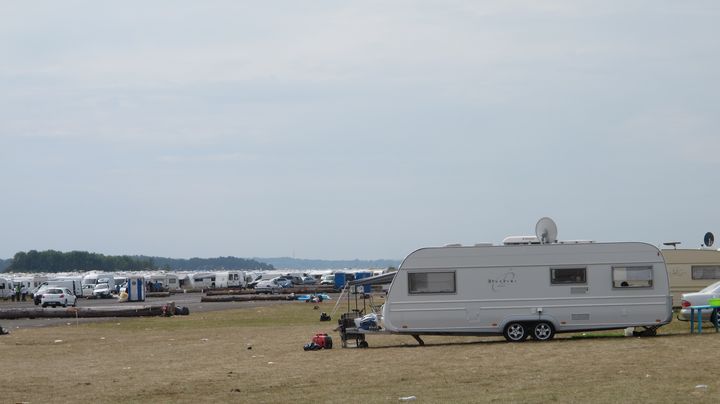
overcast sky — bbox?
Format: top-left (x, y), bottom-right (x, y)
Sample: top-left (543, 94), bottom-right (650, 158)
top-left (1, 1), bottom-right (719, 260)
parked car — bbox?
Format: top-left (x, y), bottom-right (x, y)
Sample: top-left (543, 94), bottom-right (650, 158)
top-left (40, 288), bottom-right (77, 308)
top-left (276, 278), bottom-right (293, 288)
top-left (302, 276), bottom-right (316, 285)
top-left (281, 275), bottom-right (304, 285)
top-left (92, 283), bottom-right (113, 298)
top-left (255, 277), bottom-right (293, 294)
top-left (246, 275), bottom-right (263, 289)
top-left (33, 285), bottom-right (51, 305)
top-left (320, 274), bottom-right (335, 285)
top-left (678, 280), bottom-right (720, 321)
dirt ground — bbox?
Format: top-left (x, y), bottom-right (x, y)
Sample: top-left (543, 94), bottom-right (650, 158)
top-left (1, 300), bottom-right (719, 403)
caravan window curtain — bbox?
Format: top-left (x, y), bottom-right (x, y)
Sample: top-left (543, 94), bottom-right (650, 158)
top-left (612, 266), bottom-right (653, 288)
top-left (408, 272), bottom-right (456, 294)
top-left (691, 266), bottom-right (720, 280)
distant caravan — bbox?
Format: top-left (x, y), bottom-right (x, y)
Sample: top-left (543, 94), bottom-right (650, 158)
top-left (662, 247), bottom-right (720, 307)
top-left (340, 218), bottom-right (673, 346)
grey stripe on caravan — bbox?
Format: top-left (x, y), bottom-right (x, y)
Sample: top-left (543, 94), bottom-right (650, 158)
top-left (391, 294), bottom-right (669, 305)
top-left (389, 302), bottom-right (667, 312)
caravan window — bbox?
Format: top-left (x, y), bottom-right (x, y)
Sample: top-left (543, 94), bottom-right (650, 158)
top-left (691, 265), bottom-right (720, 280)
top-left (408, 272), bottom-right (456, 294)
top-left (613, 266), bottom-right (653, 288)
top-left (550, 267), bottom-right (586, 284)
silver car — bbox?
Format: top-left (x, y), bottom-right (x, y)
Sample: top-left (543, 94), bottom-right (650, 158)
top-left (93, 283), bottom-right (112, 298)
top-left (678, 280), bottom-right (720, 321)
top-left (254, 277), bottom-right (292, 294)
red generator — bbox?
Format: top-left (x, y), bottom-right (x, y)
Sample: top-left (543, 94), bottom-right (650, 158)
top-left (312, 333), bottom-right (333, 349)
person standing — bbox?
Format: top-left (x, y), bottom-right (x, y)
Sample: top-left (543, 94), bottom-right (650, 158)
top-left (15, 284), bottom-right (21, 302)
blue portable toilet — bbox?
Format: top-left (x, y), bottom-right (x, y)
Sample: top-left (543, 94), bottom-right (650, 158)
top-left (126, 276), bottom-right (145, 302)
top-left (334, 272), bottom-right (347, 291)
top-left (354, 271), bottom-right (372, 293)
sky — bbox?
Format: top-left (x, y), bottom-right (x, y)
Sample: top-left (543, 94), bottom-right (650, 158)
top-left (1, 1), bottom-right (719, 260)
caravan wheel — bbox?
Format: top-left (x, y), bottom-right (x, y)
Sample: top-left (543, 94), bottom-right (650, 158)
top-left (532, 322), bottom-right (555, 341)
top-left (503, 322), bottom-right (528, 342)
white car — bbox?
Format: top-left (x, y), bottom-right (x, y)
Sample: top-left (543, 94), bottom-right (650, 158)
top-left (320, 274), bottom-right (335, 285)
top-left (255, 277), bottom-right (292, 294)
top-left (678, 280), bottom-right (720, 321)
top-left (93, 283), bottom-right (112, 298)
top-left (40, 288), bottom-right (77, 308)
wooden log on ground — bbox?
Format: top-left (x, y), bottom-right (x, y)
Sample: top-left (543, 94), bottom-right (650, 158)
top-left (204, 289), bottom-right (255, 296)
top-left (205, 285), bottom-right (336, 296)
top-left (201, 295), bottom-right (293, 302)
top-left (288, 286), bottom-right (337, 294)
top-left (0, 305), bottom-right (168, 320)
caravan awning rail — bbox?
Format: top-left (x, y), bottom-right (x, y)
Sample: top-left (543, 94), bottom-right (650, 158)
top-left (347, 272), bottom-right (396, 287)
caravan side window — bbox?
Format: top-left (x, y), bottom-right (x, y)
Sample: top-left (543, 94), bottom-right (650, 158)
top-left (550, 267), bottom-right (586, 284)
top-left (691, 265), bottom-right (720, 280)
top-left (613, 266), bottom-right (653, 288)
top-left (408, 272), bottom-right (456, 294)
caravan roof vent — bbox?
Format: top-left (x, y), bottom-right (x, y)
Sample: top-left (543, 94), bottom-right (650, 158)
top-left (503, 236), bottom-right (540, 245)
top-left (444, 243), bottom-right (463, 247)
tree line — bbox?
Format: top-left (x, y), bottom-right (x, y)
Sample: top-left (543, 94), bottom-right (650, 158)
top-left (137, 255), bottom-right (274, 271)
top-left (5, 251), bottom-right (274, 273)
top-left (6, 250), bottom-right (155, 273)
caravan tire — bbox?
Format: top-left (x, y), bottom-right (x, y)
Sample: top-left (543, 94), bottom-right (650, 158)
top-left (531, 322), bottom-right (555, 341)
top-left (503, 322), bottom-right (528, 342)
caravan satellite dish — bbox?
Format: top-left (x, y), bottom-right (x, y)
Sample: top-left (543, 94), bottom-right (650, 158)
top-left (704, 232), bottom-right (715, 248)
top-left (535, 217), bottom-right (558, 244)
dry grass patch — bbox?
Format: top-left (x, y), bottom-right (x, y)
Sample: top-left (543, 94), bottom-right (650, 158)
top-left (1, 302), bottom-right (719, 403)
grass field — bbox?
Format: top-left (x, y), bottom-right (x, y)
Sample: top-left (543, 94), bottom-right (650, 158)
top-left (1, 300), bottom-right (719, 403)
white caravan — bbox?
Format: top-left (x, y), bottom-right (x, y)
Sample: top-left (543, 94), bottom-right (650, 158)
top-left (35, 278), bottom-right (84, 298)
top-left (12, 276), bottom-right (48, 290)
top-left (373, 240), bottom-right (672, 344)
top-left (147, 273), bottom-right (180, 291)
top-left (0, 277), bottom-right (14, 299)
top-left (214, 271), bottom-right (245, 288)
top-left (189, 272), bottom-right (216, 289)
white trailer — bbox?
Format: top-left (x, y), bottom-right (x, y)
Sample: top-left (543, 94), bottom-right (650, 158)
top-left (365, 240), bottom-right (672, 345)
top-left (189, 272), bottom-right (216, 289)
top-left (214, 271), bottom-right (245, 288)
top-left (0, 277), bottom-right (14, 299)
top-left (12, 276), bottom-right (47, 290)
top-left (341, 218), bottom-right (672, 347)
top-left (34, 278), bottom-right (84, 300)
top-left (146, 273), bottom-right (180, 291)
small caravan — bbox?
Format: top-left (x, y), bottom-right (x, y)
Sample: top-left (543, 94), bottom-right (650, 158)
top-left (214, 271), bottom-right (245, 288)
top-left (0, 277), bottom-right (14, 299)
top-left (147, 273), bottom-right (180, 291)
top-left (342, 218), bottom-right (673, 345)
top-left (662, 247), bottom-right (720, 307)
top-left (190, 272), bottom-right (216, 289)
top-left (36, 278), bottom-right (83, 298)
